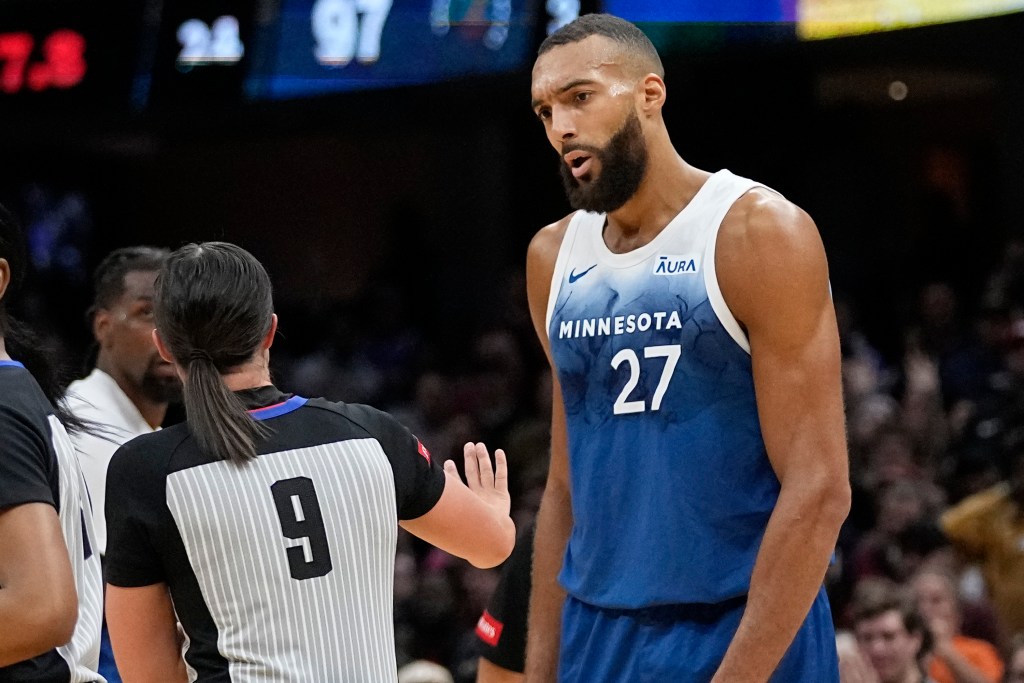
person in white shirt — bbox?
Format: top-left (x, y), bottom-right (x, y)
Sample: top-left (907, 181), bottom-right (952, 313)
top-left (66, 246), bottom-right (180, 551)
top-left (64, 246), bottom-right (181, 682)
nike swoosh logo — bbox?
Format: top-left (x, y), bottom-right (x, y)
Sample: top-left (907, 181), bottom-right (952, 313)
top-left (568, 264), bottom-right (597, 284)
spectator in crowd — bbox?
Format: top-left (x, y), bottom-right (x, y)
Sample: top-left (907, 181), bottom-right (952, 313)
top-left (851, 581), bottom-right (934, 683)
top-left (851, 479), bottom-right (947, 584)
top-left (1005, 636), bottom-right (1024, 683)
top-left (910, 567), bottom-right (1003, 683)
top-left (941, 429), bottom-right (1024, 636)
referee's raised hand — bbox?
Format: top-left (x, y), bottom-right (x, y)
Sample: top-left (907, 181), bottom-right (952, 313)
top-left (402, 441), bottom-right (515, 568)
top-left (447, 442), bottom-right (511, 518)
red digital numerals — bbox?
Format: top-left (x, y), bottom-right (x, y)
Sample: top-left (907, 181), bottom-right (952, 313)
top-left (0, 29), bottom-right (87, 94)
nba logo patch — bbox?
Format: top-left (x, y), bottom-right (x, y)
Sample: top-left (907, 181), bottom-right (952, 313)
top-left (416, 439), bottom-right (431, 463)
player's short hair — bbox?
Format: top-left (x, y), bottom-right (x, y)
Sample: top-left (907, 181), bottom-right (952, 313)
top-left (538, 13), bottom-right (664, 79)
top-left (91, 246), bottom-right (170, 313)
top-left (154, 242), bottom-right (274, 464)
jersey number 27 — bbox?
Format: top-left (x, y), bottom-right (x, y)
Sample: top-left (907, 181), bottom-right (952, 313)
top-left (611, 344), bottom-right (681, 415)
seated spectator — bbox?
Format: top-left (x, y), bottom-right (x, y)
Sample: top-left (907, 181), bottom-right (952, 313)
top-left (1006, 636), bottom-right (1024, 683)
top-left (852, 479), bottom-right (946, 583)
top-left (851, 580), bottom-right (935, 683)
top-left (911, 568), bottom-right (1004, 683)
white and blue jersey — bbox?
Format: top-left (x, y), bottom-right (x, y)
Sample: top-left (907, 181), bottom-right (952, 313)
top-left (547, 170), bottom-right (779, 608)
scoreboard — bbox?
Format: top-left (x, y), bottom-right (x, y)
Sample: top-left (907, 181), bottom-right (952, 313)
top-left (0, 0), bottom-right (142, 112)
top-left (245, 0), bottom-right (539, 99)
top-left (0, 0), bottom-right (587, 111)
top-left (3, 0), bottom-right (1022, 113)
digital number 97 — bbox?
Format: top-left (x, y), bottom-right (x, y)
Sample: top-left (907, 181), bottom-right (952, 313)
top-left (311, 0), bottom-right (393, 66)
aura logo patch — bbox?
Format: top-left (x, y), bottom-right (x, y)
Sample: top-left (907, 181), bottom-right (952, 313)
top-left (653, 254), bottom-right (700, 275)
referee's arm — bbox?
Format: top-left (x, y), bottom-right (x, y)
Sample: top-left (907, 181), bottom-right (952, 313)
top-left (106, 583), bottom-right (187, 682)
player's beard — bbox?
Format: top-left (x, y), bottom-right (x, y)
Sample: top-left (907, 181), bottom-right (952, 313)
top-left (559, 110), bottom-right (648, 214)
top-left (141, 360), bottom-right (183, 404)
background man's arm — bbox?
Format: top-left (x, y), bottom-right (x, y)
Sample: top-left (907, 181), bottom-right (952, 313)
top-left (712, 192), bottom-right (851, 682)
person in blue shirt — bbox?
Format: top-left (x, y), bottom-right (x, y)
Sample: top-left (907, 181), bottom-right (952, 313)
top-left (524, 13), bottom-right (850, 682)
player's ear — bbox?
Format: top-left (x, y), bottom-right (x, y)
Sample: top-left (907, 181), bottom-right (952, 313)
top-left (639, 73), bottom-right (666, 114)
top-left (262, 314), bottom-right (278, 351)
top-left (152, 329), bottom-right (176, 364)
top-left (93, 308), bottom-right (113, 347)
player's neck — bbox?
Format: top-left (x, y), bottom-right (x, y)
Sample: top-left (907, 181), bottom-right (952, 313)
top-left (605, 148), bottom-right (709, 246)
top-left (220, 353), bottom-right (273, 393)
top-left (0, 336), bottom-right (9, 361)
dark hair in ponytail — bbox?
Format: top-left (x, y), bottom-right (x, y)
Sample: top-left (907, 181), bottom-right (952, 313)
top-left (1, 202), bottom-right (89, 433)
top-left (153, 242), bottom-right (274, 464)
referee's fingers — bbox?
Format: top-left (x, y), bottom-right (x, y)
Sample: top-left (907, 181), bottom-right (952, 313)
top-left (475, 442), bottom-right (495, 490)
top-left (463, 442), bottom-right (480, 488)
top-left (493, 448), bottom-right (508, 492)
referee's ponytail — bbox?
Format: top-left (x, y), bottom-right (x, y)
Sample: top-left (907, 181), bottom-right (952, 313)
top-left (153, 242), bottom-right (274, 465)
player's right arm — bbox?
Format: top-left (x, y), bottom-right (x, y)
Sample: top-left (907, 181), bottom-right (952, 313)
top-left (523, 217), bottom-right (573, 683)
top-left (0, 503), bottom-right (77, 667)
top-left (0, 406), bottom-right (78, 667)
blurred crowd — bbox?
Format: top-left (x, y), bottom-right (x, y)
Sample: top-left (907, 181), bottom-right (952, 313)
top-left (11, 226), bottom-right (1024, 682)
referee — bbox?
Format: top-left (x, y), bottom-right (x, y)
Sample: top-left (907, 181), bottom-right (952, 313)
top-left (0, 204), bottom-right (104, 680)
top-left (103, 242), bottom-right (515, 681)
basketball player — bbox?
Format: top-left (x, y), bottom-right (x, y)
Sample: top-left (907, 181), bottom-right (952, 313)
top-left (66, 246), bottom-right (178, 682)
top-left (67, 246), bottom-right (178, 558)
top-left (0, 203), bottom-right (104, 680)
top-left (103, 242), bottom-right (516, 681)
top-left (525, 14), bottom-right (850, 682)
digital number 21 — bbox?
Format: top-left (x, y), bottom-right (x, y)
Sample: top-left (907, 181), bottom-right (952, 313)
top-left (611, 344), bottom-right (681, 415)
top-left (271, 477), bottom-right (333, 580)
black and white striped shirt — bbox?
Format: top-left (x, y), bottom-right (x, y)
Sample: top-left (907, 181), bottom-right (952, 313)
top-left (104, 386), bottom-right (445, 682)
top-left (0, 361), bottom-right (104, 682)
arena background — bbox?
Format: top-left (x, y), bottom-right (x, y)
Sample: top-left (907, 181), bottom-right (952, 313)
top-left (3, 2), bottom-right (1024, 680)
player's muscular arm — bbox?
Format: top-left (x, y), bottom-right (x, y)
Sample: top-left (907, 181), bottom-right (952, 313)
top-left (712, 192), bottom-right (850, 683)
top-left (0, 502), bottom-right (77, 667)
top-left (107, 583), bottom-right (187, 683)
top-left (523, 218), bottom-right (573, 683)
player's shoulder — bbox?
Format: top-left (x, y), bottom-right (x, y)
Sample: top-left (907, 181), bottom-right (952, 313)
top-left (109, 423), bottom-right (191, 477)
top-left (0, 369), bottom-right (50, 431)
top-left (528, 211), bottom-right (579, 266)
top-left (721, 188), bottom-right (817, 253)
top-left (717, 187), bottom-right (825, 289)
top-left (64, 372), bottom-right (109, 411)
